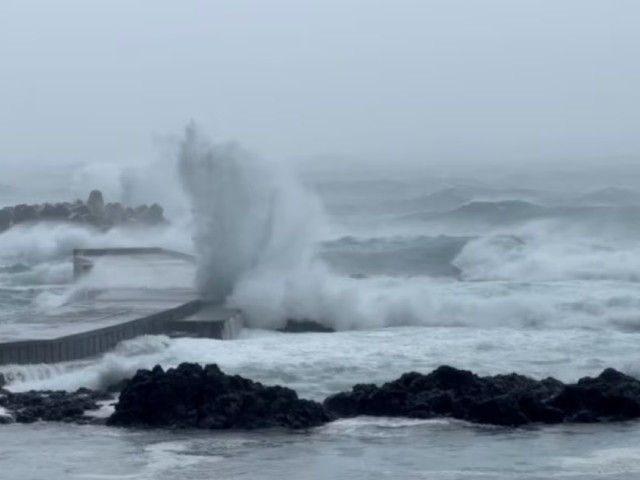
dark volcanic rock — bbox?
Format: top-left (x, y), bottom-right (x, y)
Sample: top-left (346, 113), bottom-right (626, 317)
top-left (71, 203), bottom-right (91, 216)
top-left (0, 206), bottom-right (12, 232)
top-left (105, 378), bottom-right (131, 394)
top-left (3, 365), bottom-right (640, 429)
top-left (104, 202), bottom-right (126, 224)
top-left (278, 319), bottom-right (335, 333)
top-left (87, 190), bottom-right (105, 214)
top-left (108, 363), bottom-right (334, 429)
top-left (134, 204), bottom-right (149, 216)
top-left (0, 388), bottom-right (106, 424)
top-left (138, 203), bottom-right (165, 225)
top-left (68, 212), bottom-right (86, 223)
top-left (548, 368), bottom-right (640, 422)
top-left (324, 366), bottom-right (640, 426)
top-left (12, 204), bottom-right (39, 224)
top-left (40, 202), bottom-right (71, 220)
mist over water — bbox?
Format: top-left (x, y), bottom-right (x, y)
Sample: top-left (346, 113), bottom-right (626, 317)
top-left (3, 2), bottom-right (640, 477)
top-left (4, 123), bottom-right (640, 335)
top-left (179, 137), bottom-right (638, 335)
top-left (4, 129), bottom-right (640, 480)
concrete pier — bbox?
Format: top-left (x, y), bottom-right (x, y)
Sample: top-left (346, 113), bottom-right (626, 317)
top-left (0, 248), bottom-right (243, 365)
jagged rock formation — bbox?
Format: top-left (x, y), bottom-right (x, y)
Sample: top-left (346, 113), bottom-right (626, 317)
top-left (0, 387), bottom-right (107, 424)
top-left (3, 365), bottom-right (640, 429)
top-left (324, 365), bottom-right (640, 426)
top-left (107, 363), bottom-right (334, 429)
top-left (0, 190), bottom-right (166, 233)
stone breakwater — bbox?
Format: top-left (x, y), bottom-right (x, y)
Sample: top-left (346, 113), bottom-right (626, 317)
top-left (3, 364), bottom-right (640, 428)
top-left (0, 190), bottom-right (166, 233)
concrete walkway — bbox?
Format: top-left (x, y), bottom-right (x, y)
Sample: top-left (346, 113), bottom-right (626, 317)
top-left (0, 248), bottom-right (243, 365)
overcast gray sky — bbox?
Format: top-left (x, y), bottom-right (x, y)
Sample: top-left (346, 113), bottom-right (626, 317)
top-left (1, 0), bottom-right (639, 167)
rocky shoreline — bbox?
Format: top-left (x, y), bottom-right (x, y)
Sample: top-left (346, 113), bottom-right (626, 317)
top-left (3, 364), bottom-right (640, 429)
top-left (0, 190), bottom-right (166, 233)
top-left (324, 365), bottom-right (640, 426)
top-left (108, 363), bottom-right (333, 429)
top-left (0, 386), bottom-right (109, 425)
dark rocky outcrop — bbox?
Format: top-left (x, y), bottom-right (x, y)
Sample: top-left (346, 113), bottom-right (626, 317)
top-left (40, 203), bottom-right (72, 220)
top-left (104, 202), bottom-right (126, 224)
top-left (138, 203), bottom-right (164, 225)
top-left (108, 363), bottom-right (334, 429)
top-left (3, 365), bottom-right (640, 429)
top-left (324, 366), bottom-right (640, 426)
top-left (278, 319), bottom-right (335, 333)
top-left (12, 204), bottom-right (39, 225)
top-left (0, 206), bottom-right (13, 233)
top-left (0, 190), bottom-right (167, 233)
top-left (0, 388), bottom-right (108, 424)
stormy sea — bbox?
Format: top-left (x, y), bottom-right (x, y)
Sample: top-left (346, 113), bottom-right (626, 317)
top-left (2, 128), bottom-right (640, 479)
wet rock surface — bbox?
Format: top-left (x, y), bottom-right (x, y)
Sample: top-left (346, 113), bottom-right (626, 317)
top-left (108, 363), bottom-right (334, 429)
top-left (3, 365), bottom-right (640, 428)
top-left (324, 365), bottom-right (640, 426)
top-left (278, 319), bottom-right (335, 333)
top-left (0, 387), bottom-right (109, 424)
top-left (0, 190), bottom-right (167, 233)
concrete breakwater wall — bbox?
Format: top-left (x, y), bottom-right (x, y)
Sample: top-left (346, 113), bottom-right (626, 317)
top-left (72, 247), bottom-right (196, 279)
top-left (0, 301), bottom-right (244, 366)
top-left (0, 247), bottom-right (244, 366)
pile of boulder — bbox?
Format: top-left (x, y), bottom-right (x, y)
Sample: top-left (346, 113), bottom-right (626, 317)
top-left (0, 190), bottom-right (166, 233)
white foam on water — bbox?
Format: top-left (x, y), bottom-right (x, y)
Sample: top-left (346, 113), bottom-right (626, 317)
top-left (0, 222), bottom-right (192, 267)
top-left (84, 400), bottom-right (116, 419)
top-left (138, 441), bottom-right (223, 480)
top-left (318, 417), bottom-right (456, 439)
top-left (5, 324), bottom-right (638, 401)
top-left (454, 224), bottom-right (640, 283)
top-left (0, 404), bottom-right (13, 421)
top-left (178, 123), bottom-right (324, 305)
top-left (0, 362), bottom-right (74, 388)
top-left (2, 336), bottom-right (171, 392)
top-left (558, 446), bottom-right (640, 476)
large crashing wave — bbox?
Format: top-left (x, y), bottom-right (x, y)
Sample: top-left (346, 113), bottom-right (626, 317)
top-left (174, 125), bottom-right (640, 332)
top-left (177, 123), bottom-right (325, 304)
top-left (174, 125), bottom-right (436, 330)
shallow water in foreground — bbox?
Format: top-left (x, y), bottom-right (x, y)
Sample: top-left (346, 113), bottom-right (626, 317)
top-left (3, 418), bottom-right (640, 479)
top-left (2, 326), bottom-right (640, 479)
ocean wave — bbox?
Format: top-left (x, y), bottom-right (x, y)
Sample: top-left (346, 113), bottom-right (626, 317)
top-left (321, 235), bottom-right (470, 277)
top-left (3, 323), bottom-right (639, 400)
top-left (397, 200), bottom-right (640, 233)
top-left (453, 228), bottom-right (640, 283)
